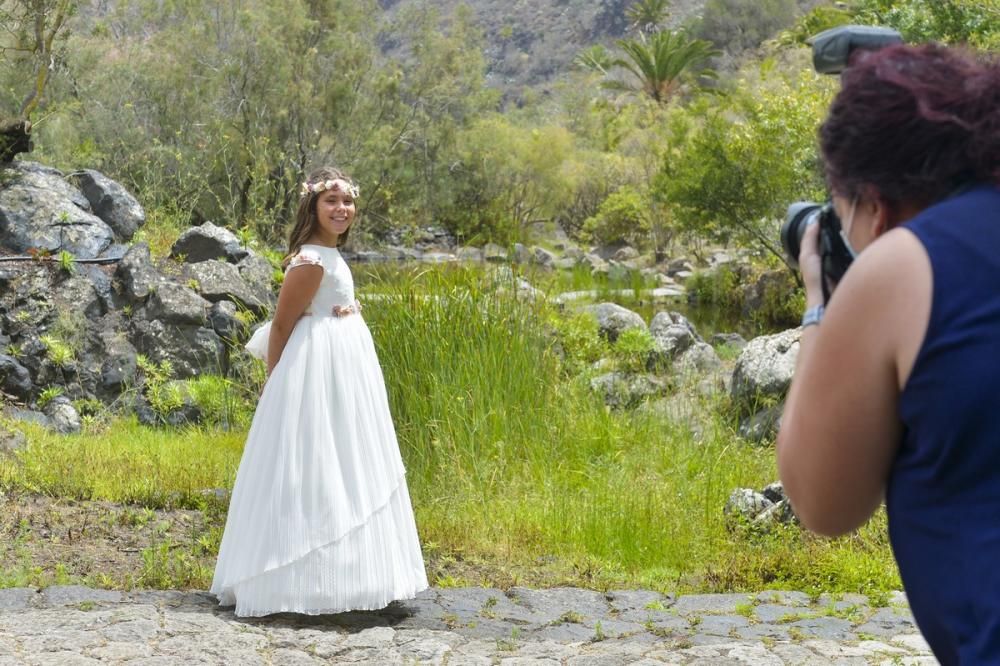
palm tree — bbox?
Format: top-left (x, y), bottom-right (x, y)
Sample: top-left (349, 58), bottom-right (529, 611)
top-left (606, 31), bottom-right (720, 104)
top-left (626, 0), bottom-right (672, 34)
top-left (573, 44), bottom-right (615, 75)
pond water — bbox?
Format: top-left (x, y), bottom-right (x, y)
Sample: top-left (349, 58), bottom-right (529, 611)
top-left (351, 261), bottom-right (771, 342)
top-left (592, 292), bottom-right (767, 341)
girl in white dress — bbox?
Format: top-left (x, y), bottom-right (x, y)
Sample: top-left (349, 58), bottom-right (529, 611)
top-left (211, 167), bottom-right (428, 617)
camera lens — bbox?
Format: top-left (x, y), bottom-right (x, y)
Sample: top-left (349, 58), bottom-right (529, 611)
top-left (781, 202), bottom-right (823, 268)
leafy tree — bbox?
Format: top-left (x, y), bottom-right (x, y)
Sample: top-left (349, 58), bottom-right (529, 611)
top-left (0, 0), bottom-right (76, 121)
top-left (583, 185), bottom-right (652, 248)
top-left (446, 117), bottom-right (576, 242)
top-left (851, 0), bottom-right (1000, 49)
top-left (657, 64), bottom-right (835, 271)
top-left (605, 30), bottom-right (720, 104)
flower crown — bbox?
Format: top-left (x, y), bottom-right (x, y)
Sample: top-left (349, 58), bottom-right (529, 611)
top-left (300, 178), bottom-right (360, 199)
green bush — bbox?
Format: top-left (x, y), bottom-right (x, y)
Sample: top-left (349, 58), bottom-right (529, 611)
top-left (583, 186), bottom-right (652, 249)
top-left (611, 327), bottom-right (656, 374)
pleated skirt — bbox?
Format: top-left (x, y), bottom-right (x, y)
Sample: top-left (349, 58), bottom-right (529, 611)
top-left (210, 314), bottom-right (428, 617)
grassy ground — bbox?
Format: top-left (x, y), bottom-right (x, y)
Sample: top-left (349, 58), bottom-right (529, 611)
top-left (0, 264), bottom-right (900, 595)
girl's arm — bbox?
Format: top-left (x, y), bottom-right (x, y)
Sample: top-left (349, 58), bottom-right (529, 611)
top-left (777, 227), bottom-right (931, 536)
top-left (266, 263), bottom-right (323, 377)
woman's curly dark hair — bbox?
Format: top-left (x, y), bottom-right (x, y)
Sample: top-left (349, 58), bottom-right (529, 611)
top-left (820, 43), bottom-right (1000, 209)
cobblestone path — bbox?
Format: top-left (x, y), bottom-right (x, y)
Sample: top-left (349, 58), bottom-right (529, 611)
top-left (0, 586), bottom-right (937, 664)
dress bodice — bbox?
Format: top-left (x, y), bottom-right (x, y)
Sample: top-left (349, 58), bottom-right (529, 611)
top-left (289, 244), bottom-right (356, 314)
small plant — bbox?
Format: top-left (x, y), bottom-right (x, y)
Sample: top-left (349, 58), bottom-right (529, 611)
top-left (592, 620), bottom-right (606, 642)
top-left (611, 327), bottom-right (655, 374)
top-left (57, 250), bottom-right (76, 275)
top-left (495, 627), bottom-right (520, 652)
top-left (480, 595), bottom-right (498, 619)
top-left (39, 335), bottom-right (76, 367)
top-left (557, 610), bottom-right (585, 624)
top-left (72, 398), bottom-right (105, 417)
top-left (5, 343), bottom-right (23, 359)
top-left (37, 386), bottom-right (64, 410)
top-left (14, 310), bottom-right (31, 324)
top-left (236, 226), bottom-right (255, 249)
top-left (187, 278), bottom-right (201, 292)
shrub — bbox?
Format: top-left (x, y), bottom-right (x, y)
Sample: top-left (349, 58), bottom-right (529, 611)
top-left (583, 186), bottom-right (652, 249)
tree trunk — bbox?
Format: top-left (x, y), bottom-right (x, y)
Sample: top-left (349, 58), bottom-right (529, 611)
top-left (0, 120), bottom-right (33, 162)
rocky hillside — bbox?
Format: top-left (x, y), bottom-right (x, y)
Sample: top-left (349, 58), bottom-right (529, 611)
top-left (381, 0), bottom-right (711, 97)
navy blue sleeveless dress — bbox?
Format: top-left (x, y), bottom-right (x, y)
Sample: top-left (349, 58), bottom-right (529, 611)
top-left (892, 184), bottom-right (1000, 665)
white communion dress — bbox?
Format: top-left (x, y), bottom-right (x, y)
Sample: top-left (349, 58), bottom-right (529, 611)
top-left (211, 244), bottom-right (428, 617)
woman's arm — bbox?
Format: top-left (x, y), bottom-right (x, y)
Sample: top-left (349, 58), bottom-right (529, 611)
top-left (266, 264), bottom-right (323, 377)
top-left (777, 227), bottom-right (931, 536)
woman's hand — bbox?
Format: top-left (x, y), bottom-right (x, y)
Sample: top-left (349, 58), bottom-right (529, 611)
top-left (798, 218), bottom-right (825, 307)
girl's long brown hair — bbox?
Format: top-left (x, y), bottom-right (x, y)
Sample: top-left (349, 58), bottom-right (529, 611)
top-left (283, 166), bottom-right (359, 267)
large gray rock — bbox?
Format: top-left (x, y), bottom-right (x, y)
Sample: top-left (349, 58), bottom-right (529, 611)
top-left (71, 169), bottom-right (145, 241)
top-left (530, 246), bottom-right (556, 268)
top-left (0, 161), bottom-right (113, 259)
top-left (208, 300), bottom-right (245, 342)
top-left (456, 246), bottom-right (483, 262)
top-left (183, 260), bottom-right (260, 311)
top-left (730, 328), bottom-right (801, 413)
top-left (115, 243), bottom-right (161, 302)
top-left (590, 371), bottom-right (666, 409)
top-left (236, 254), bottom-right (275, 311)
top-left (724, 488), bottom-right (773, 527)
top-left (98, 333), bottom-right (138, 397)
top-left (741, 269), bottom-right (795, 320)
top-left (51, 274), bottom-right (105, 321)
top-left (675, 341), bottom-right (723, 374)
top-left (129, 319), bottom-right (225, 379)
top-left (0, 354), bottom-right (33, 400)
top-left (142, 283), bottom-right (210, 326)
top-left (170, 222), bottom-right (248, 264)
top-left (511, 243), bottom-right (531, 264)
top-left (42, 396), bottom-right (81, 434)
top-left (649, 311), bottom-right (699, 361)
top-left (581, 253), bottom-right (608, 275)
top-left (482, 243), bottom-right (507, 263)
top-left (583, 302), bottom-right (646, 342)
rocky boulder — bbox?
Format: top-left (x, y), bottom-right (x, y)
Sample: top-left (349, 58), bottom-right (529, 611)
top-left (649, 311), bottom-right (699, 362)
top-left (170, 222), bottom-right (248, 264)
top-left (183, 260), bottom-right (263, 313)
top-left (0, 354), bottom-right (32, 400)
top-left (0, 161), bottom-right (114, 259)
top-left (590, 371), bottom-right (667, 409)
top-left (583, 302), bottom-right (646, 343)
top-left (730, 328), bottom-right (801, 414)
top-left (71, 169), bottom-right (145, 242)
top-left (724, 483), bottom-right (798, 531)
top-left (115, 243), bottom-right (161, 303)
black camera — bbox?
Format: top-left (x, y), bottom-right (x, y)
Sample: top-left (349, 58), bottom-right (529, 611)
top-left (780, 25), bottom-right (902, 302)
top-left (781, 203), bottom-right (855, 303)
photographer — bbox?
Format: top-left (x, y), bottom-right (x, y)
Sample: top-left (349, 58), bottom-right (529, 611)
top-left (776, 41), bottom-right (1000, 665)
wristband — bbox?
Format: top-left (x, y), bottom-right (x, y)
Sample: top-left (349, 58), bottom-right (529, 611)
top-left (801, 304), bottom-right (824, 328)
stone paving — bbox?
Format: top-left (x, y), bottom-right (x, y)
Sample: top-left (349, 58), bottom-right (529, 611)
top-left (0, 586), bottom-right (937, 665)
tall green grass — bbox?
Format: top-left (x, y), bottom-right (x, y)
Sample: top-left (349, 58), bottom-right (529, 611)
top-left (360, 265), bottom-right (898, 593)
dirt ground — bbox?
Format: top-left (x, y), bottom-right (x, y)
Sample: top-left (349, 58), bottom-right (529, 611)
top-left (0, 489), bottom-right (216, 589)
